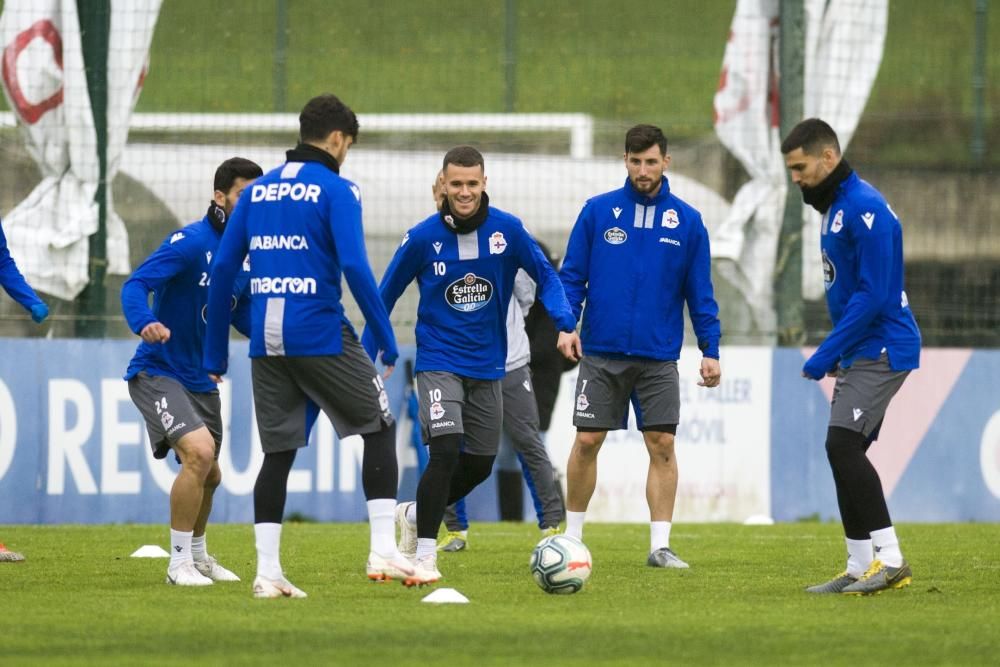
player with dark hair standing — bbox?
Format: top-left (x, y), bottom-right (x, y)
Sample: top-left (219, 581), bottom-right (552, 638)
top-left (558, 124), bottom-right (722, 569)
top-left (203, 94), bottom-right (412, 599)
top-left (123, 157), bottom-right (262, 586)
top-left (364, 146), bottom-right (578, 585)
top-left (782, 117), bottom-right (920, 595)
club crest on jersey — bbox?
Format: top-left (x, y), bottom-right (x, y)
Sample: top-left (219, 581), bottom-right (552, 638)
top-left (822, 249), bottom-right (836, 289)
top-left (604, 227), bottom-right (627, 245)
top-left (489, 231), bottom-right (507, 255)
top-left (576, 392), bottom-right (590, 411)
top-left (446, 273), bottom-right (494, 312)
top-left (831, 209), bottom-right (844, 234)
top-left (662, 209), bottom-right (680, 229)
top-left (433, 241), bottom-right (443, 254)
top-left (430, 402), bottom-right (445, 421)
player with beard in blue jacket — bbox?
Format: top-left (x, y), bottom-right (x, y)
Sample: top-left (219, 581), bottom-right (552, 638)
top-left (203, 94), bottom-right (412, 598)
top-left (122, 157), bottom-right (261, 587)
top-left (782, 118), bottom-right (920, 596)
top-left (363, 146), bottom-right (579, 586)
top-left (557, 125), bottom-right (722, 569)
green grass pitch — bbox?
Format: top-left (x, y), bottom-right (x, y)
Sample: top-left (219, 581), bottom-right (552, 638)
top-left (1, 522), bottom-right (998, 665)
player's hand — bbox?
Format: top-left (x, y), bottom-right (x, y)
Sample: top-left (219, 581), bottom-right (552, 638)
top-left (382, 364), bottom-right (395, 380)
top-left (698, 357), bottom-right (721, 387)
top-left (557, 331), bottom-right (582, 362)
top-left (30, 302), bottom-right (49, 323)
top-left (140, 321), bottom-right (171, 344)
top-left (208, 373), bottom-right (223, 384)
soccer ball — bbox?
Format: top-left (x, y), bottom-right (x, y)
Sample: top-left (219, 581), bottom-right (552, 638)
top-left (529, 534), bottom-right (592, 594)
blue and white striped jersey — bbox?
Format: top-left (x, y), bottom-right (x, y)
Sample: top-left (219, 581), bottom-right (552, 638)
top-left (203, 152), bottom-right (397, 375)
top-left (363, 206), bottom-right (575, 380)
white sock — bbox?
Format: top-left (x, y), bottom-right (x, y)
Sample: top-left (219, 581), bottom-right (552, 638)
top-left (650, 521), bottom-right (671, 552)
top-left (367, 499), bottom-right (398, 556)
top-left (416, 538), bottom-right (437, 561)
top-left (169, 529), bottom-right (193, 567)
top-left (845, 537), bottom-right (873, 577)
top-left (871, 526), bottom-right (903, 567)
top-left (191, 534), bottom-right (207, 562)
top-left (565, 511), bottom-right (586, 540)
top-left (255, 522), bottom-right (283, 579)
top-left (405, 502), bottom-right (417, 524)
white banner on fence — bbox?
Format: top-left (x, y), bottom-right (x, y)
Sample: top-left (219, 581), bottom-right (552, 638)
top-left (712, 0), bottom-right (887, 327)
top-left (544, 347), bottom-right (772, 523)
top-left (0, 0), bottom-right (161, 299)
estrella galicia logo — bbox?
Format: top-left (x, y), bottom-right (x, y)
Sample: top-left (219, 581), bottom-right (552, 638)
top-left (446, 273), bottom-right (494, 312)
top-left (822, 249), bottom-right (836, 289)
top-left (604, 227), bottom-right (627, 245)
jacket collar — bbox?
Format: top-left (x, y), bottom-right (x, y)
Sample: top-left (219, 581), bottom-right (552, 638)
top-left (623, 175), bottom-right (671, 205)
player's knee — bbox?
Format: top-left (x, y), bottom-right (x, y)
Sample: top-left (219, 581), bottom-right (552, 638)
top-left (204, 461), bottom-right (222, 490)
top-left (645, 431), bottom-right (675, 462)
top-left (178, 432), bottom-right (215, 477)
top-left (574, 430), bottom-right (606, 456)
top-left (825, 426), bottom-right (865, 470)
top-left (428, 433), bottom-right (462, 467)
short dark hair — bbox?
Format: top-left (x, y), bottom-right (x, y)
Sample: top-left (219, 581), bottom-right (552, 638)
top-left (780, 118), bottom-right (841, 156)
top-left (442, 145), bottom-right (485, 172)
top-left (214, 157), bottom-right (263, 193)
top-left (299, 93), bottom-right (360, 143)
top-left (625, 124), bottom-right (668, 155)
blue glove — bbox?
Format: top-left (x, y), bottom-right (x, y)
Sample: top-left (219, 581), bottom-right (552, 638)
top-left (30, 302), bottom-right (49, 324)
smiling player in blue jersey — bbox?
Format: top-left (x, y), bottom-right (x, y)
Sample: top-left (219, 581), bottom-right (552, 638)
top-left (122, 157), bottom-right (262, 587)
top-left (782, 118), bottom-right (920, 595)
top-left (363, 146), bottom-right (579, 586)
top-left (203, 94), bottom-right (412, 598)
top-left (558, 125), bottom-right (722, 570)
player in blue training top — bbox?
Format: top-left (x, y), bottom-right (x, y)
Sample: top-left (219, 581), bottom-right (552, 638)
top-left (363, 146), bottom-right (579, 586)
top-left (122, 157), bottom-right (261, 587)
top-left (557, 124), bottom-right (722, 570)
top-left (782, 118), bottom-right (920, 595)
top-left (203, 93), bottom-right (412, 599)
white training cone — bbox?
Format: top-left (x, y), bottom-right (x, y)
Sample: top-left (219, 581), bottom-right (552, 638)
top-left (742, 514), bottom-right (775, 526)
top-left (130, 545), bottom-right (170, 558)
top-left (421, 588), bottom-right (469, 604)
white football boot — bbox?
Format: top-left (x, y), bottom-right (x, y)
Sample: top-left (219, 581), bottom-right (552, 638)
top-left (252, 574), bottom-right (307, 599)
top-left (165, 561), bottom-right (214, 587)
top-left (366, 551), bottom-right (416, 582)
top-left (404, 554), bottom-right (442, 587)
top-left (194, 555), bottom-right (241, 582)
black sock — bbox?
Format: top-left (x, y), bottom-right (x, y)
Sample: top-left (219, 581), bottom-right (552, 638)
top-left (254, 449), bottom-right (297, 524)
top-left (415, 434), bottom-right (462, 539)
top-left (826, 426), bottom-right (891, 537)
top-left (446, 453), bottom-right (496, 505)
top-left (361, 422), bottom-right (398, 500)
top-left (497, 469), bottom-right (524, 521)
